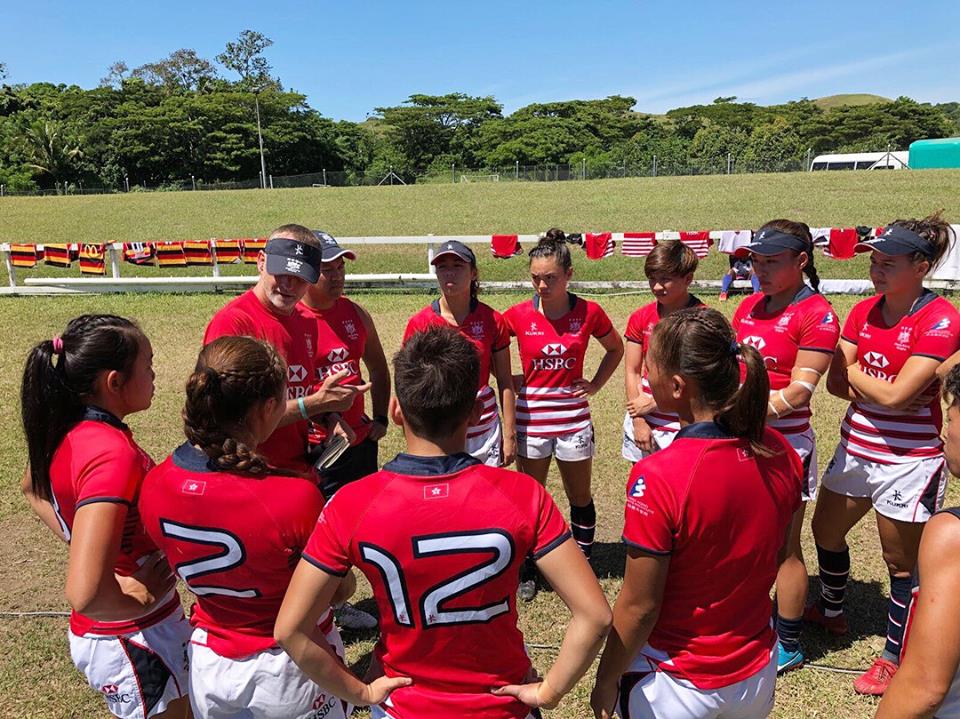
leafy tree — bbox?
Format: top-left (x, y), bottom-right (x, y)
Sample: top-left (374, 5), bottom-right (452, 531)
top-left (216, 30), bottom-right (275, 89)
top-left (100, 61), bottom-right (129, 89)
top-left (17, 117), bottom-right (85, 185)
top-left (375, 93), bottom-right (502, 169)
top-left (688, 124), bottom-right (749, 174)
top-left (132, 50), bottom-right (218, 93)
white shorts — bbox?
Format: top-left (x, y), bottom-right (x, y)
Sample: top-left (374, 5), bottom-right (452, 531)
top-left (68, 609), bottom-right (191, 719)
top-left (518, 424), bottom-right (594, 462)
top-left (188, 623), bottom-right (351, 719)
top-left (466, 418), bottom-right (502, 467)
top-left (821, 444), bottom-right (947, 522)
top-left (784, 428), bottom-right (818, 502)
top-left (617, 646), bottom-right (777, 719)
top-left (621, 412), bottom-right (677, 463)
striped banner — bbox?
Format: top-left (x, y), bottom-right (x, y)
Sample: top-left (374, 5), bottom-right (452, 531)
top-left (183, 240), bottom-right (213, 265)
top-left (621, 232), bottom-right (657, 258)
top-left (79, 244), bottom-right (106, 275)
top-left (10, 244), bottom-right (40, 268)
top-left (242, 238), bottom-right (267, 264)
top-left (156, 241), bottom-right (187, 267)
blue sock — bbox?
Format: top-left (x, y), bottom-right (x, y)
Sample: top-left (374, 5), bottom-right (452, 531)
top-left (751, 274), bottom-right (761, 292)
top-left (721, 274), bottom-right (733, 293)
top-left (882, 574), bottom-right (913, 663)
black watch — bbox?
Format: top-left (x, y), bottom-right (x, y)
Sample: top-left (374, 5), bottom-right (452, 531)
top-left (373, 414), bottom-right (389, 426)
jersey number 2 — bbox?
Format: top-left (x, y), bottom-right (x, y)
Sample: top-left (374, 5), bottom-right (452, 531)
top-left (360, 530), bottom-right (514, 628)
top-left (160, 519), bottom-right (260, 598)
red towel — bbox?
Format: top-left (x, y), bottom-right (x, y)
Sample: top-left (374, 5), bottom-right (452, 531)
top-left (123, 242), bottom-right (155, 265)
top-left (44, 244), bottom-right (71, 267)
top-left (584, 232), bottom-right (615, 260)
top-left (242, 238), bottom-right (267, 264)
top-left (10, 244), bottom-right (39, 268)
top-left (183, 240), bottom-right (213, 265)
top-left (679, 231), bottom-right (713, 258)
top-left (79, 244), bottom-right (106, 275)
top-left (215, 240), bottom-right (242, 264)
top-left (491, 234), bottom-right (520, 258)
top-left (156, 241), bottom-right (187, 267)
top-left (826, 227), bottom-right (858, 259)
top-left (622, 232), bottom-right (657, 258)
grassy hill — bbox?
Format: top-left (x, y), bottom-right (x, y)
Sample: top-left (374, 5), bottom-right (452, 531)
top-left (813, 93), bottom-right (892, 109)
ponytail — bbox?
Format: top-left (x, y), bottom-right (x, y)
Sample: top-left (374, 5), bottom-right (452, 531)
top-left (716, 341), bottom-right (772, 456)
top-left (21, 315), bottom-right (143, 501)
top-left (183, 336), bottom-right (289, 477)
top-left (650, 308), bottom-right (771, 456)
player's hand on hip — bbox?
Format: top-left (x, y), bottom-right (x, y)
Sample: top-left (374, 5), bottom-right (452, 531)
top-left (571, 378), bottom-right (597, 398)
top-left (126, 552), bottom-right (176, 607)
top-left (361, 675), bottom-right (412, 706)
top-left (368, 419), bottom-right (388, 442)
top-left (329, 416), bottom-right (355, 444)
top-left (626, 393), bottom-right (656, 417)
top-left (589, 679), bottom-right (619, 719)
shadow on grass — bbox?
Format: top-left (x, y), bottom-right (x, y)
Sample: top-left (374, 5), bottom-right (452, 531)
top-left (591, 541), bottom-right (627, 580)
top-left (795, 577), bottom-right (889, 665)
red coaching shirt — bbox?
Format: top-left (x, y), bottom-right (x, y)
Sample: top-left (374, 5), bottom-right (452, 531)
top-left (624, 297), bottom-right (704, 434)
top-left (300, 297), bottom-right (371, 446)
top-left (623, 422), bottom-right (802, 689)
top-left (303, 453), bottom-right (570, 719)
top-left (403, 300), bottom-right (510, 439)
top-left (503, 294), bottom-right (614, 437)
top-left (49, 407), bottom-right (180, 637)
top-left (732, 287), bottom-right (839, 435)
top-left (139, 443), bottom-right (329, 659)
top-left (839, 291), bottom-right (960, 464)
top-left (204, 289), bottom-right (317, 472)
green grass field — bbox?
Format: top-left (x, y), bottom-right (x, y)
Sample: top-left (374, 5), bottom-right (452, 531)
top-left (0, 290), bottom-right (950, 719)
top-left (2, 172), bottom-right (959, 717)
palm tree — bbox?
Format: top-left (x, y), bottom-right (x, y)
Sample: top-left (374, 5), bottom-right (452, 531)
top-left (20, 119), bottom-right (84, 187)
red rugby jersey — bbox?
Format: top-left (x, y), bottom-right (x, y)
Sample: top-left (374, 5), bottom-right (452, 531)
top-left (839, 291), bottom-right (960, 464)
top-left (622, 422), bottom-right (802, 689)
top-left (139, 443), bottom-right (329, 659)
top-left (299, 298), bottom-right (371, 446)
top-left (49, 407), bottom-right (179, 637)
top-left (403, 300), bottom-right (510, 439)
top-left (503, 294), bottom-right (614, 437)
top-left (624, 297), bottom-right (704, 434)
top-left (303, 453), bottom-right (570, 719)
top-left (204, 289), bottom-right (317, 472)
top-left (732, 287), bottom-right (839, 435)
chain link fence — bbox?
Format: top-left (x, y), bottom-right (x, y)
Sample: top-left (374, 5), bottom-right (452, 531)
top-left (0, 152), bottom-right (825, 197)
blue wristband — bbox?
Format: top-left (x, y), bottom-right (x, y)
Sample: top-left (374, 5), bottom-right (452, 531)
top-left (297, 397), bottom-right (309, 420)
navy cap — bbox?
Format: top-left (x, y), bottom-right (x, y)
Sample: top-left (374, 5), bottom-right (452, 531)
top-left (263, 238), bottom-right (322, 283)
top-left (734, 228), bottom-right (810, 258)
top-left (855, 225), bottom-right (936, 261)
top-left (432, 240), bottom-right (476, 266)
top-left (314, 231), bottom-right (356, 262)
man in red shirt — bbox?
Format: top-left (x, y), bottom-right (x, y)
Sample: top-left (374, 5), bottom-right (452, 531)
top-left (204, 224), bottom-right (368, 473)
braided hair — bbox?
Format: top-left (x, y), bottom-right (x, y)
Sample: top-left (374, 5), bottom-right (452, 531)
top-left (183, 336), bottom-right (288, 476)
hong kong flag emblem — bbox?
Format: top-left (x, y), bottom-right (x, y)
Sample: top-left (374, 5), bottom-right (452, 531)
top-left (423, 483), bottom-right (449, 500)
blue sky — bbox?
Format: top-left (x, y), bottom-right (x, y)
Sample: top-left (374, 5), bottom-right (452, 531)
top-left (2, 0), bottom-right (957, 120)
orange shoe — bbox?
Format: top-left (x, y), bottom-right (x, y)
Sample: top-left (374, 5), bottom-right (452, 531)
top-left (803, 601), bottom-right (849, 636)
top-left (853, 657), bottom-right (897, 696)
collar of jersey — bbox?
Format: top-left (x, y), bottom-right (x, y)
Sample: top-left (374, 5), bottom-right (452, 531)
top-left (172, 442), bottom-right (219, 473)
top-left (383, 451), bottom-right (480, 476)
top-left (659, 294), bottom-right (703, 315)
top-left (532, 292), bottom-right (577, 313)
top-left (675, 421), bottom-right (734, 440)
top-left (431, 298), bottom-right (479, 317)
top-left (82, 405), bottom-right (128, 430)
top-left (877, 288), bottom-right (937, 316)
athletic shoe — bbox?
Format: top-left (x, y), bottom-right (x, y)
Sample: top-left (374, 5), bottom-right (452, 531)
top-left (335, 602), bottom-right (378, 630)
top-left (853, 657), bottom-right (898, 696)
top-left (718, 291), bottom-right (729, 302)
top-left (803, 601), bottom-right (849, 636)
top-left (518, 579), bottom-right (538, 602)
top-left (777, 642), bottom-right (805, 675)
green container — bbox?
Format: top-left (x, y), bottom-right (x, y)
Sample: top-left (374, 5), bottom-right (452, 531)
top-left (909, 138), bottom-right (960, 169)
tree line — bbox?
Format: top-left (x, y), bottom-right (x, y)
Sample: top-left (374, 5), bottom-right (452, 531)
top-left (0, 32), bottom-right (957, 192)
